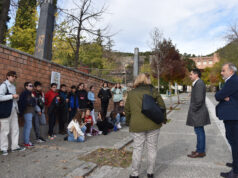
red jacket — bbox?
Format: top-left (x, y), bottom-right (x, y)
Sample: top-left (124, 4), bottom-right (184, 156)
top-left (45, 90), bottom-right (58, 107)
top-left (84, 115), bottom-right (93, 126)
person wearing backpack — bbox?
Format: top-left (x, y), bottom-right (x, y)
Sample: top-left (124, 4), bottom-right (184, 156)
top-left (0, 71), bottom-right (25, 156)
top-left (18, 82), bottom-right (36, 148)
top-left (33, 81), bottom-right (46, 143)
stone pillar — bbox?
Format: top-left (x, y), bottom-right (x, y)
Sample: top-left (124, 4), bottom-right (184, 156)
top-left (133, 48), bottom-right (139, 79)
top-left (34, 0), bottom-right (56, 60)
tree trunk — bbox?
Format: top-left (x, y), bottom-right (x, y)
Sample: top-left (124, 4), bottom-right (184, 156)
top-left (169, 82), bottom-right (173, 110)
top-left (74, 25), bottom-right (81, 68)
top-left (157, 69), bottom-right (160, 93)
top-left (0, 0), bottom-right (10, 44)
top-left (177, 90), bottom-right (180, 104)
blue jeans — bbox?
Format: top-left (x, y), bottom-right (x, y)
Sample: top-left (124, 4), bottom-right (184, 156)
top-left (116, 113), bottom-right (126, 125)
top-left (194, 127), bottom-right (206, 153)
top-left (23, 113), bottom-right (33, 144)
top-left (67, 126), bottom-right (86, 142)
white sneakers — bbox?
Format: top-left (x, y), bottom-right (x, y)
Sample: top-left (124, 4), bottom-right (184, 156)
top-left (86, 133), bottom-right (92, 137)
top-left (117, 123), bottom-right (122, 129)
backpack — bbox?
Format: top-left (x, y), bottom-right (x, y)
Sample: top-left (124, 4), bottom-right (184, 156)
top-left (0, 83), bottom-right (13, 119)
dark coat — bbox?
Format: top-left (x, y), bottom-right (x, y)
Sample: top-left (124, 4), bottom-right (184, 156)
top-left (215, 74), bottom-right (238, 121)
top-left (18, 90), bottom-right (36, 116)
top-left (186, 79), bottom-right (210, 127)
top-left (77, 89), bottom-right (88, 109)
top-left (98, 88), bottom-right (112, 103)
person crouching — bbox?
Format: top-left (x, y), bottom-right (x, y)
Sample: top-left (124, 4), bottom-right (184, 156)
top-left (67, 111), bottom-right (86, 142)
top-left (84, 109), bottom-right (93, 136)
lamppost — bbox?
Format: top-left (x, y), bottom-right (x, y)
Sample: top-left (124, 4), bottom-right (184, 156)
top-left (124, 63), bottom-right (129, 86)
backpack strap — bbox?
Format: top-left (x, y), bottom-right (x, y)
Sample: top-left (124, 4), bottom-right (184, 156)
top-left (2, 83), bottom-right (10, 95)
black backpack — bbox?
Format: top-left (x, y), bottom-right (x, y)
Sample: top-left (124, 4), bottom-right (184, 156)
top-left (0, 83), bottom-right (13, 119)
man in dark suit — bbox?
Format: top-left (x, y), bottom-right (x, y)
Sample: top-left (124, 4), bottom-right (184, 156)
top-left (187, 69), bottom-right (210, 158)
top-left (215, 63), bottom-right (238, 178)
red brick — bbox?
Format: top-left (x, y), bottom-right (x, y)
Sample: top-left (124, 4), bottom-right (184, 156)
top-left (4, 49), bottom-right (11, 54)
top-left (12, 51), bottom-right (20, 57)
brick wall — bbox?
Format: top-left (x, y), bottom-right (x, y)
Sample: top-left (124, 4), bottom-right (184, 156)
top-left (0, 44), bottom-right (114, 114)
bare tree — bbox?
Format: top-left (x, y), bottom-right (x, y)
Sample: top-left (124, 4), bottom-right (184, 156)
top-left (225, 22), bottom-right (238, 42)
top-left (150, 27), bottom-right (164, 92)
top-left (59, 0), bottom-right (109, 68)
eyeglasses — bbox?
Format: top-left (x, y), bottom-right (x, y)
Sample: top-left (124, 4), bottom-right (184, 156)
top-left (10, 75), bottom-right (17, 78)
top-left (28, 85), bottom-right (33, 87)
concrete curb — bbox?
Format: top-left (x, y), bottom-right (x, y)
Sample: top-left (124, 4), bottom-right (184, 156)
top-left (64, 161), bottom-right (98, 178)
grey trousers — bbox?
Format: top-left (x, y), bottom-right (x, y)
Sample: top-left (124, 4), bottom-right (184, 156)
top-left (33, 113), bottom-right (46, 139)
top-left (131, 129), bottom-right (160, 176)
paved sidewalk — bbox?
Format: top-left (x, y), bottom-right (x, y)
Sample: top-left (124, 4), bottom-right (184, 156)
top-left (0, 93), bottom-right (231, 178)
top-left (89, 93), bottom-right (231, 178)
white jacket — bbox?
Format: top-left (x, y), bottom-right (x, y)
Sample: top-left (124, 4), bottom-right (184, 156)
top-left (0, 80), bottom-right (18, 112)
top-left (67, 120), bottom-right (84, 137)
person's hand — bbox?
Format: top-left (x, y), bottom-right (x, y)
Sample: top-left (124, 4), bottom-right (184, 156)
top-left (12, 94), bottom-right (19, 99)
top-left (56, 96), bottom-right (60, 100)
top-left (69, 108), bottom-right (71, 111)
top-left (66, 98), bottom-right (69, 103)
top-left (38, 112), bottom-right (42, 116)
top-left (32, 94), bottom-right (35, 98)
top-left (224, 97), bottom-right (230, 101)
top-left (123, 112), bottom-right (125, 115)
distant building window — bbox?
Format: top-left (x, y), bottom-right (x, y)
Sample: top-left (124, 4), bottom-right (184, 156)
top-left (197, 62), bottom-right (201, 66)
top-left (209, 61), bottom-right (213, 64)
top-left (203, 61), bottom-right (207, 65)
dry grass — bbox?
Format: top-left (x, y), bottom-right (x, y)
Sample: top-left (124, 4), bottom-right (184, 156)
top-left (79, 148), bottom-right (132, 168)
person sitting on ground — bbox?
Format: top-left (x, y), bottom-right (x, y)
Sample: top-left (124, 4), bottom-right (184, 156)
top-left (18, 82), bottom-right (36, 148)
top-left (45, 83), bottom-right (60, 140)
top-left (108, 111), bottom-right (121, 131)
top-left (96, 111), bottom-right (114, 135)
top-left (33, 81), bottom-right (46, 143)
top-left (67, 111), bottom-right (86, 142)
top-left (115, 100), bottom-right (126, 128)
top-left (84, 109), bottom-right (94, 136)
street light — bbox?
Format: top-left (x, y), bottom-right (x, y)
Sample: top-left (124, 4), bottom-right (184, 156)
top-left (124, 63), bottom-right (129, 87)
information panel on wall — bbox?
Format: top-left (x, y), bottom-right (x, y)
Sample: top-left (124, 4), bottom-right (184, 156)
top-left (51, 71), bottom-right (61, 89)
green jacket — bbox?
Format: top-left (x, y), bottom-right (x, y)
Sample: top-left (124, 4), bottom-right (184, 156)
top-left (125, 84), bottom-right (167, 132)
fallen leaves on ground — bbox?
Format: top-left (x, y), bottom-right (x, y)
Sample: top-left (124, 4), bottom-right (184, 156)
top-left (79, 148), bottom-right (132, 168)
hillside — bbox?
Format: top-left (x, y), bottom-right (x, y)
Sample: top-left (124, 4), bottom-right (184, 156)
top-left (216, 40), bottom-right (238, 64)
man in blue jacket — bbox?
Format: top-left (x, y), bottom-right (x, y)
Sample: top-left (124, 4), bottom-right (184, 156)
top-left (215, 63), bottom-right (238, 178)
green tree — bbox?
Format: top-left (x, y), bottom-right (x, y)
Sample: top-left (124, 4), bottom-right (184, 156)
top-left (79, 42), bottom-right (107, 68)
top-left (8, 0), bottom-right (37, 54)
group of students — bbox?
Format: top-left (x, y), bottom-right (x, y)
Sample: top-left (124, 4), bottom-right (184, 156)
top-left (0, 71), bottom-right (127, 155)
top-left (17, 78), bottom-right (127, 147)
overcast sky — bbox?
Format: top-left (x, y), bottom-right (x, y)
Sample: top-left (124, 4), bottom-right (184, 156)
top-left (58, 0), bottom-right (238, 55)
